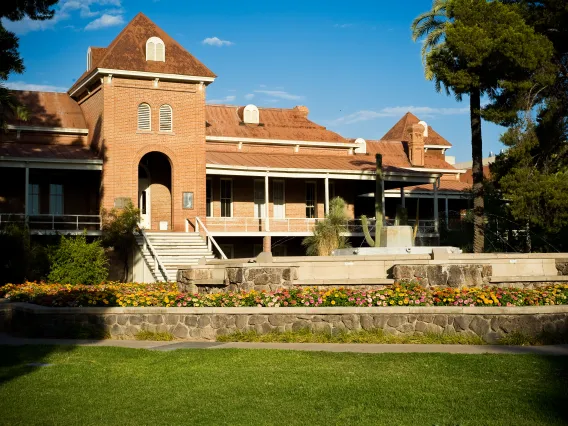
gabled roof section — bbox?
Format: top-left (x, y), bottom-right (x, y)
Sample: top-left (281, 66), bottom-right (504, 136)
top-left (88, 47), bottom-right (107, 71)
top-left (206, 104), bottom-right (349, 143)
top-left (366, 140), bottom-right (457, 170)
top-left (70, 13), bottom-right (215, 93)
top-left (7, 91), bottom-right (86, 129)
top-left (381, 112), bottom-right (452, 147)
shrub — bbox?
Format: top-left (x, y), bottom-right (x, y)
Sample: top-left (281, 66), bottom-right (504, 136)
top-left (302, 197), bottom-right (351, 256)
top-left (47, 234), bottom-right (109, 285)
top-left (101, 200), bottom-right (140, 282)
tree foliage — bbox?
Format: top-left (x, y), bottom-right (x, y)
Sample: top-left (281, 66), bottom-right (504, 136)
top-left (48, 234), bottom-right (108, 285)
top-left (0, 224), bottom-right (49, 284)
top-left (302, 197), bottom-right (351, 256)
top-left (415, 0), bottom-right (554, 253)
top-left (0, 0), bottom-right (58, 129)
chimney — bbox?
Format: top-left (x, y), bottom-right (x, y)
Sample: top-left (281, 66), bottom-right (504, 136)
top-left (407, 123), bottom-right (425, 167)
top-left (294, 105), bottom-right (309, 117)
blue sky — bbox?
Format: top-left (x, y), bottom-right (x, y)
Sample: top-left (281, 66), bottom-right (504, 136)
top-left (4, 0), bottom-right (506, 162)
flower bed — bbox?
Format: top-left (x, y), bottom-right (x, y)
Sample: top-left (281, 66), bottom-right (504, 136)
top-left (2, 281), bottom-right (568, 308)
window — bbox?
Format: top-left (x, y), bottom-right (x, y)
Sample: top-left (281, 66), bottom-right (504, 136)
top-left (49, 184), bottom-right (64, 215)
top-left (243, 104), bottom-right (259, 124)
top-left (254, 179), bottom-right (265, 218)
top-left (159, 104), bottom-right (172, 132)
top-left (306, 182), bottom-right (316, 218)
top-left (28, 184), bottom-right (40, 215)
top-left (146, 37), bottom-right (165, 61)
top-left (220, 179), bottom-right (232, 218)
top-left (273, 180), bottom-right (285, 219)
top-left (138, 103), bottom-right (151, 131)
top-left (206, 178), bottom-right (213, 217)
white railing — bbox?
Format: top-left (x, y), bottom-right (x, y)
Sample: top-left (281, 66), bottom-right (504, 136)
top-left (203, 217), bottom-right (439, 236)
top-left (138, 228), bottom-right (169, 282)
top-left (195, 217), bottom-right (227, 260)
top-left (0, 214), bottom-right (101, 231)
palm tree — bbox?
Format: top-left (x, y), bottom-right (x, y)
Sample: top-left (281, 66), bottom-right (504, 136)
top-left (411, 1), bottom-right (485, 253)
top-left (0, 84), bottom-right (28, 131)
top-left (411, 0), bottom-right (449, 80)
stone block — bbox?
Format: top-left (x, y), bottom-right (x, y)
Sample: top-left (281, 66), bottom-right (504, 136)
top-left (235, 316), bottom-right (248, 330)
top-left (116, 315), bottom-right (128, 326)
top-left (268, 315), bottom-right (290, 327)
top-left (292, 320), bottom-right (310, 332)
top-left (454, 315), bottom-right (474, 331)
top-left (129, 315), bottom-right (143, 326)
top-left (211, 315), bottom-right (227, 329)
top-left (184, 316), bottom-right (198, 327)
top-left (166, 315), bottom-right (180, 325)
top-left (226, 268), bottom-right (244, 284)
top-left (248, 315), bottom-right (267, 325)
top-left (341, 314), bottom-right (361, 330)
top-left (427, 266), bottom-right (448, 287)
top-left (380, 226), bottom-right (413, 248)
top-left (146, 314), bottom-right (164, 325)
top-left (387, 316), bottom-right (404, 328)
top-left (103, 315), bottom-right (117, 325)
top-left (197, 316), bottom-right (211, 328)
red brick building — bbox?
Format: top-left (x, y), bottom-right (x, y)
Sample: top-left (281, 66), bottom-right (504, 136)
top-left (0, 14), bottom-right (471, 272)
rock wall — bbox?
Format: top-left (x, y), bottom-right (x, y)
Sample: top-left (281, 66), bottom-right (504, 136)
top-left (5, 303), bottom-right (568, 343)
top-left (392, 264), bottom-right (492, 288)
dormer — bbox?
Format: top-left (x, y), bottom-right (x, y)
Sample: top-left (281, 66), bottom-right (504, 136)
top-left (354, 138), bottom-right (367, 154)
top-left (146, 36), bottom-right (165, 62)
top-left (243, 104), bottom-right (259, 124)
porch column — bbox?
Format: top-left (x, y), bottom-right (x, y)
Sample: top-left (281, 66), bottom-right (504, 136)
top-left (263, 173), bottom-right (271, 253)
top-left (433, 178), bottom-right (439, 233)
top-left (445, 197), bottom-right (449, 230)
top-left (324, 175), bottom-right (330, 216)
top-left (24, 165), bottom-right (29, 221)
top-left (382, 179), bottom-right (385, 220)
top-left (400, 187), bottom-right (405, 208)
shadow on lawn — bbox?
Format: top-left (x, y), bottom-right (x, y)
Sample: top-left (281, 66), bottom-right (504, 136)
top-left (540, 355), bottom-right (568, 424)
top-left (0, 343), bottom-right (77, 386)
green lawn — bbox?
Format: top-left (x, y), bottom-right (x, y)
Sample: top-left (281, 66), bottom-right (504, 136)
top-left (0, 346), bottom-right (567, 426)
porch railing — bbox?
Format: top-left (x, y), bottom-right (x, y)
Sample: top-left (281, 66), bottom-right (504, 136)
top-left (195, 217), bottom-right (227, 260)
top-left (0, 214), bottom-right (101, 231)
top-left (138, 228), bottom-right (169, 282)
top-left (203, 217), bottom-right (439, 235)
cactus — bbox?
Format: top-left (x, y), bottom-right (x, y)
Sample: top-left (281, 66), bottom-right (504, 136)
top-left (395, 205), bottom-right (408, 226)
top-left (361, 154), bottom-right (384, 247)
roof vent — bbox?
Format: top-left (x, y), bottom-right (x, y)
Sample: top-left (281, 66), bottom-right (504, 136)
top-left (243, 104), bottom-right (259, 124)
top-left (354, 138), bottom-right (367, 154)
top-left (418, 120), bottom-right (429, 138)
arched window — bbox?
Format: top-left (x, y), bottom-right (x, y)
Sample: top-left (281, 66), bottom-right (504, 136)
top-left (138, 103), bottom-right (151, 131)
top-left (159, 104), bottom-right (173, 132)
top-left (146, 37), bottom-right (165, 62)
top-left (243, 104), bottom-right (259, 124)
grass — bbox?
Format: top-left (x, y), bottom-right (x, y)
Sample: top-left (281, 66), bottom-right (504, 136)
top-left (134, 330), bottom-right (174, 341)
top-left (217, 328), bottom-right (486, 345)
top-left (0, 346), bottom-right (567, 425)
top-left (499, 331), bottom-right (568, 346)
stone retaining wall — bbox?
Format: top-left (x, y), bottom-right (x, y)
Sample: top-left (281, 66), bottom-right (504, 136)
top-left (4, 303), bottom-right (568, 343)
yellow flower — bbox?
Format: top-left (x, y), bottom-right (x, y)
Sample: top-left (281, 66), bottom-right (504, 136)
top-left (331, 300), bottom-right (336, 305)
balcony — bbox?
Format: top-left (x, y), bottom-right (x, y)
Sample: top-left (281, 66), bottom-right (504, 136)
top-left (0, 214), bottom-right (102, 235)
top-left (203, 217), bottom-right (438, 237)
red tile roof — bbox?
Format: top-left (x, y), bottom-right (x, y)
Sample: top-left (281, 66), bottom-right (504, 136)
top-left (7, 91), bottom-right (86, 128)
top-left (206, 105), bottom-right (348, 143)
top-left (70, 13), bottom-right (215, 93)
top-left (0, 142), bottom-right (99, 161)
top-left (381, 112), bottom-right (452, 147)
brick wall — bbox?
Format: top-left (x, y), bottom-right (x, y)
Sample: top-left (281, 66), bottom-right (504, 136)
top-left (87, 77), bottom-right (207, 231)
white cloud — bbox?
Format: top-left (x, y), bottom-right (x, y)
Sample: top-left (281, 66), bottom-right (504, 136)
top-left (2, 0), bottom-right (123, 34)
top-left (328, 106), bottom-right (470, 125)
top-left (254, 90), bottom-right (304, 101)
top-left (85, 14), bottom-right (124, 30)
top-left (202, 37), bottom-right (234, 47)
top-left (244, 93), bottom-right (255, 100)
top-left (207, 95), bottom-right (236, 104)
top-left (5, 81), bottom-right (67, 92)
top-left (334, 23), bottom-right (353, 28)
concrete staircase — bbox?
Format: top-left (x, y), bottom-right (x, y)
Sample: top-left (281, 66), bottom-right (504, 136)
top-left (136, 231), bottom-right (215, 282)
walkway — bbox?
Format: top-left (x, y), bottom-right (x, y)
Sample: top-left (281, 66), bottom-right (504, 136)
top-left (1, 334), bottom-right (568, 355)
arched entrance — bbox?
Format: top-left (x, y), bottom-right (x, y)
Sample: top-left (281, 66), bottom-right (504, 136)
top-left (138, 152), bottom-right (172, 230)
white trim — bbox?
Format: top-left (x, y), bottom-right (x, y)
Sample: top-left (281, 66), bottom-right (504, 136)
top-left (384, 191), bottom-right (468, 200)
top-left (69, 68), bottom-right (216, 97)
top-left (407, 167), bottom-right (466, 174)
top-left (0, 157), bottom-right (102, 170)
top-left (206, 135), bottom-right (359, 150)
top-left (424, 144), bottom-right (451, 149)
top-left (253, 178), bottom-right (265, 218)
top-left (273, 179), bottom-right (285, 219)
top-left (206, 164), bottom-right (438, 183)
top-left (6, 125), bottom-right (88, 135)
top-left (220, 177), bottom-right (233, 218)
